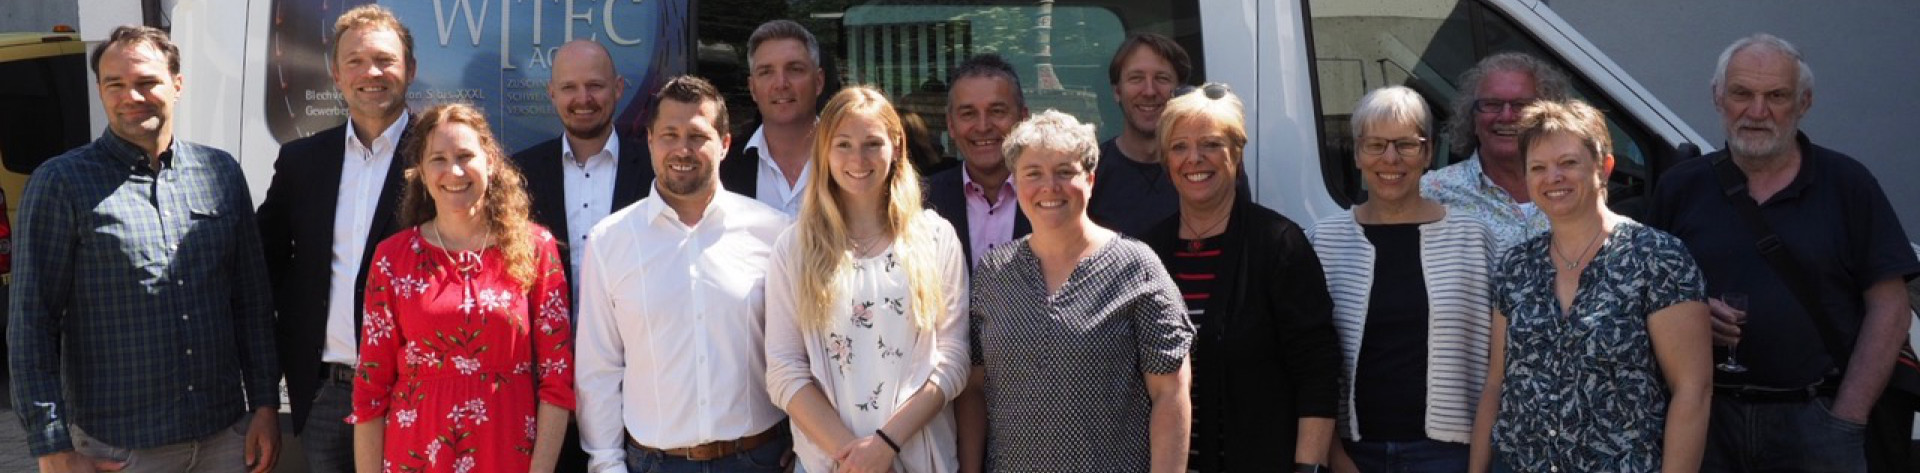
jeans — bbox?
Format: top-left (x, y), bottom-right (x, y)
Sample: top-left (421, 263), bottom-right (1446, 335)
top-left (1702, 393), bottom-right (1866, 472)
top-left (71, 415), bottom-right (249, 473)
top-left (623, 434), bottom-right (792, 473)
top-left (299, 379), bottom-right (357, 473)
top-left (1342, 438), bottom-right (1470, 473)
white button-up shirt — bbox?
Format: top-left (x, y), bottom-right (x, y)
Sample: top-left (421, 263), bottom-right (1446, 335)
top-left (323, 112), bottom-right (408, 365)
top-left (574, 190), bottom-right (793, 472)
top-left (561, 131), bottom-right (622, 276)
top-left (745, 125), bottom-right (810, 216)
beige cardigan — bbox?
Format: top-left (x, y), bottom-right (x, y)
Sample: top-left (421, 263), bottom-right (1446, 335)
top-left (764, 211), bottom-right (970, 473)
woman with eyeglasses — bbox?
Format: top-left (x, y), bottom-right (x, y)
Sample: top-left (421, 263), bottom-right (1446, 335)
top-left (1305, 86), bottom-right (1497, 472)
top-left (1143, 83), bottom-right (1339, 473)
top-left (1469, 100), bottom-right (1710, 472)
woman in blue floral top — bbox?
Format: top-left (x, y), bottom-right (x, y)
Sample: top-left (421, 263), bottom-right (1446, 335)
top-left (1468, 99), bottom-right (1712, 473)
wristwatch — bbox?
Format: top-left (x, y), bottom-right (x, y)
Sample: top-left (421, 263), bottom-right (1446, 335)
top-left (1294, 463), bottom-right (1331, 473)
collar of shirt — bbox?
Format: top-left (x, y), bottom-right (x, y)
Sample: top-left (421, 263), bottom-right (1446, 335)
top-left (637, 189), bottom-right (726, 230)
top-left (95, 129), bottom-right (176, 172)
top-left (746, 125), bottom-right (814, 188)
top-left (344, 110), bottom-right (412, 161)
top-left (960, 166), bottom-right (1016, 204)
top-left (561, 129), bottom-right (623, 167)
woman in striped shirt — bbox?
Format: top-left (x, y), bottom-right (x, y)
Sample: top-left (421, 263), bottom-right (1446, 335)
top-left (1145, 83), bottom-right (1341, 473)
top-left (1307, 85), bottom-right (1497, 472)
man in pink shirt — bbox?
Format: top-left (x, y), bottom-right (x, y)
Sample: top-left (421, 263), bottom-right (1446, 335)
top-left (925, 53), bottom-right (1032, 268)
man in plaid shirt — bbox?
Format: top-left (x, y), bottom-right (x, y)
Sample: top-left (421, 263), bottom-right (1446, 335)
top-left (7, 26), bottom-right (280, 473)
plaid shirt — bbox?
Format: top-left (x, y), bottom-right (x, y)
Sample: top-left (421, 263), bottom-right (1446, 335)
top-left (7, 130), bottom-right (279, 456)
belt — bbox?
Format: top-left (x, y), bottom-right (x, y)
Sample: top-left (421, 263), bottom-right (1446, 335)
top-left (1713, 384), bottom-right (1825, 403)
top-left (323, 363), bottom-right (357, 385)
top-left (627, 425), bottom-right (785, 462)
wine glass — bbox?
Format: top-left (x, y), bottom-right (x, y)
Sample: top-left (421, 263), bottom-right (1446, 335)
top-left (1716, 292), bottom-right (1751, 373)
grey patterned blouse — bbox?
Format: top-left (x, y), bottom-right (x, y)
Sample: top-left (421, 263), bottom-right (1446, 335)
top-left (1491, 219), bottom-right (1703, 472)
top-left (969, 235), bottom-right (1194, 473)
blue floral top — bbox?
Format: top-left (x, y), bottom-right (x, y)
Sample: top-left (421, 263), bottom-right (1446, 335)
top-left (1491, 219), bottom-right (1703, 472)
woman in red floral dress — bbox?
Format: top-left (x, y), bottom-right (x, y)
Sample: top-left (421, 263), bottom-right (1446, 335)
top-left (349, 103), bottom-right (575, 473)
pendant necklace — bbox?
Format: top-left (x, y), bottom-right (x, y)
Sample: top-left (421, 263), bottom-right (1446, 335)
top-left (432, 220), bottom-right (492, 314)
top-left (1554, 224), bottom-right (1604, 270)
top-left (1182, 210), bottom-right (1230, 252)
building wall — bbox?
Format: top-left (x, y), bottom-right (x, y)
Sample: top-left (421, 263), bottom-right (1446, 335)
top-left (1552, 0), bottom-right (1920, 239)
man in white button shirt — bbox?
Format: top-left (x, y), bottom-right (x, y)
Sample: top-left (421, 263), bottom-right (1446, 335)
top-left (576, 76), bottom-right (793, 472)
top-left (718, 19), bottom-right (825, 216)
top-left (256, 5), bottom-right (416, 473)
top-left (509, 38), bottom-right (655, 473)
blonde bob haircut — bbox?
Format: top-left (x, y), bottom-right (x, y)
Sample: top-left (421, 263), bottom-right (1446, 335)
top-left (793, 86), bottom-right (948, 332)
top-left (1515, 99), bottom-right (1613, 165)
top-left (1157, 83), bottom-right (1249, 167)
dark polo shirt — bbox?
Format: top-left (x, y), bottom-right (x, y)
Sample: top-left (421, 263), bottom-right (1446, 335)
top-left (1650, 132), bottom-right (1920, 389)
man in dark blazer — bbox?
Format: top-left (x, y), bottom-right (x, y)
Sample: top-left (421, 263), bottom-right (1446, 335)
top-left (512, 40), bottom-right (653, 289)
top-left (508, 38), bottom-right (653, 473)
top-left (719, 19), bottom-right (824, 216)
top-left (256, 6), bottom-right (416, 472)
top-left (924, 54), bottom-right (1033, 268)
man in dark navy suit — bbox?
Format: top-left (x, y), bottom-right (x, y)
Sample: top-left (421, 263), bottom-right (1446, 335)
top-left (255, 5), bottom-right (415, 472)
top-left (509, 38), bottom-right (654, 473)
top-left (719, 19), bottom-right (824, 216)
top-left (512, 39), bottom-right (653, 289)
top-left (924, 54), bottom-right (1032, 268)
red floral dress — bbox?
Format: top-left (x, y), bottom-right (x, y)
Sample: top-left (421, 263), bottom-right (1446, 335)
top-left (349, 226), bottom-right (575, 473)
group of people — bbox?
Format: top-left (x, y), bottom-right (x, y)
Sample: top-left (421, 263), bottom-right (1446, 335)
top-left (7, 4), bottom-right (1917, 473)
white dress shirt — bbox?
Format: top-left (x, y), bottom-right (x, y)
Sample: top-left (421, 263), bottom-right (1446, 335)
top-left (323, 111), bottom-right (408, 365)
top-left (745, 126), bottom-right (810, 216)
top-left (575, 190), bottom-right (793, 473)
top-left (561, 130), bottom-right (622, 276)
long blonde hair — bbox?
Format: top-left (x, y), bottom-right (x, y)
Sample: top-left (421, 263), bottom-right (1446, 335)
top-left (398, 103), bottom-right (539, 291)
top-left (795, 86), bottom-right (947, 332)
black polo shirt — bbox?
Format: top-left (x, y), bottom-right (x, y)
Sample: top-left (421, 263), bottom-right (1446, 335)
top-left (1650, 132), bottom-right (1920, 389)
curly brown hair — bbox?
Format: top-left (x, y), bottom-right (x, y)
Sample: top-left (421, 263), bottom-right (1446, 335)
top-left (398, 103), bottom-right (539, 290)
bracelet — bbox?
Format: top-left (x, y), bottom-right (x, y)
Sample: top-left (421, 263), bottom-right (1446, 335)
top-left (874, 429), bottom-right (902, 453)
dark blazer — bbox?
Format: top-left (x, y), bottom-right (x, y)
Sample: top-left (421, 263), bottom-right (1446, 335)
top-left (510, 134), bottom-right (654, 285)
top-left (1144, 196), bottom-right (1340, 472)
top-left (719, 123), bottom-right (760, 198)
top-left (258, 120), bottom-right (413, 433)
top-left (923, 166), bottom-right (1031, 268)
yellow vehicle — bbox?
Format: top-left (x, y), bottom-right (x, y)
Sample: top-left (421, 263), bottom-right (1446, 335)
top-left (0, 30), bottom-right (91, 253)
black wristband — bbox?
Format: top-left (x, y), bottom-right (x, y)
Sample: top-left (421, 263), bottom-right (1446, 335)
top-left (1293, 463), bottom-right (1330, 473)
top-left (875, 429), bottom-right (902, 453)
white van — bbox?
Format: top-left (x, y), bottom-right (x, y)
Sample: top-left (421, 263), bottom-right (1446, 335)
top-left (138, 0), bottom-right (1704, 225)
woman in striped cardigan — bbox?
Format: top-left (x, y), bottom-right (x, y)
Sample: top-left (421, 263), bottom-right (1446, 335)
top-left (1308, 85), bottom-right (1497, 472)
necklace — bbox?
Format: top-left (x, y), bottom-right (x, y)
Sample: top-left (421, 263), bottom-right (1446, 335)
top-left (1182, 209), bottom-right (1230, 251)
top-left (848, 230), bottom-right (888, 258)
top-left (1553, 224), bottom-right (1605, 270)
top-left (430, 220), bottom-right (492, 314)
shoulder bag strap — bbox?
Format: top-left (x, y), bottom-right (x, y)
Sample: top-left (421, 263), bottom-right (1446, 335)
top-left (1708, 153), bottom-right (1854, 370)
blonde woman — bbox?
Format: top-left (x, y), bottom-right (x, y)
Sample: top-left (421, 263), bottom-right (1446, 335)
top-left (765, 86), bottom-right (969, 473)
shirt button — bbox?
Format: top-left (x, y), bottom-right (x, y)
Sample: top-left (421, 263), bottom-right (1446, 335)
top-left (181, 314), bottom-right (190, 320)
top-left (187, 385), bottom-right (195, 391)
top-left (186, 349), bottom-right (193, 355)
top-left (1550, 466), bottom-right (1558, 472)
top-left (1548, 429), bottom-right (1557, 436)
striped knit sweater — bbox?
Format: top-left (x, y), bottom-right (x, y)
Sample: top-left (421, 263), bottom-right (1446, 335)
top-left (1306, 208), bottom-right (1495, 443)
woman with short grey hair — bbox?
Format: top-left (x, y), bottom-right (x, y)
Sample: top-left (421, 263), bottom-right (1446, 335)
top-left (1309, 85), bottom-right (1497, 472)
top-left (957, 110), bottom-right (1195, 473)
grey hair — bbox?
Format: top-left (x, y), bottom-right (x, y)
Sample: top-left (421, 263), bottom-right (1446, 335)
top-left (747, 19), bottom-right (821, 70)
top-left (1351, 85), bottom-right (1432, 142)
top-left (1002, 109), bottom-right (1100, 173)
top-left (1710, 33), bottom-right (1814, 102)
top-left (949, 53), bottom-right (1027, 109)
top-left (1444, 52), bottom-right (1573, 155)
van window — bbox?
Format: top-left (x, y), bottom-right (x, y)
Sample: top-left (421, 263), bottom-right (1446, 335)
top-left (696, 1), bottom-right (1204, 167)
top-left (1303, 0), bottom-right (1657, 216)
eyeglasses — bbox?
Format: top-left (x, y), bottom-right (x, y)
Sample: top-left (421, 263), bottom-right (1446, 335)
top-left (1473, 98), bottom-right (1536, 114)
top-left (1358, 137), bottom-right (1427, 157)
top-left (1175, 83), bottom-right (1233, 100)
